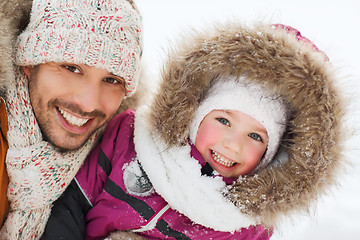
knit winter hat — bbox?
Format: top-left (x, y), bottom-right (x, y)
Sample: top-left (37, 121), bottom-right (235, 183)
top-left (189, 76), bottom-right (289, 172)
top-left (15, 0), bottom-right (143, 97)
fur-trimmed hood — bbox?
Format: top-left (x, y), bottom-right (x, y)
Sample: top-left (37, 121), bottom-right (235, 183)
top-left (137, 22), bottom-right (345, 229)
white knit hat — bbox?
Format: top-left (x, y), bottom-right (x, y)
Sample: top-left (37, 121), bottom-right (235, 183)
top-left (189, 76), bottom-right (289, 172)
top-left (15, 0), bottom-right (143, 97)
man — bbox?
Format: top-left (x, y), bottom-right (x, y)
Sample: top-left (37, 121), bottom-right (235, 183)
top-left (0, 0), bottom-right (143, 239)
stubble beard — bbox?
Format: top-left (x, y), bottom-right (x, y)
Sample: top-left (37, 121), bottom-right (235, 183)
top-left (27, 67), bottom-right (108, 152)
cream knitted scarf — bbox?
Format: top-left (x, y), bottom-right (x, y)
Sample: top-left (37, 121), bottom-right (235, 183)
top-left (0, 67), bottom-right (101, 239)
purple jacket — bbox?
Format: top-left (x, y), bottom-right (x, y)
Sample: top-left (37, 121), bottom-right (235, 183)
top-left (76, 109), bottom-right (272, 240)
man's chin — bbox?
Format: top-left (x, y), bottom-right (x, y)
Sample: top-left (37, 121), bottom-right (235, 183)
top-left (39, 116), bottom-right (107, 152)
top-left (43, 134), bottom-right (91, 152)
top-left (54, 141), bottom-right (88, 152)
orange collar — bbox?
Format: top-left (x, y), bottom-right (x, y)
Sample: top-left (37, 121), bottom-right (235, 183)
top-left (0, 97), bottom-right (8, 135)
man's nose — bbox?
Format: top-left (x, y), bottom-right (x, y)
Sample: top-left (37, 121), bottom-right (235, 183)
top-left (72, 79), bottom-right (101, 113)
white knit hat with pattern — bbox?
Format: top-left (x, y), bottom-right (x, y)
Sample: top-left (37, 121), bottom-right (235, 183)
top-left (15, 0), bottom-right (143, 97)
top-left (189, 76), bottom-right (289, 172)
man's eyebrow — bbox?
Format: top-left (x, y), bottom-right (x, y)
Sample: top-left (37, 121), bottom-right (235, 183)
top-left (108, 72), bottom-right (124, 80)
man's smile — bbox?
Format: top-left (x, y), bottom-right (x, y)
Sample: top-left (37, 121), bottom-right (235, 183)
top-left (58, 107), bottom-right (91, 127)
top-left (56, 107), bottom-right (95, 134)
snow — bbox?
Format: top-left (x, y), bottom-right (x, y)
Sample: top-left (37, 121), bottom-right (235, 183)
top-left (135, 0), bottom-right (360, 239)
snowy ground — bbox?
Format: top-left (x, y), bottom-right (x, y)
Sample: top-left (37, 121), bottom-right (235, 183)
top-left (136, 0), bottom-right (360, 239)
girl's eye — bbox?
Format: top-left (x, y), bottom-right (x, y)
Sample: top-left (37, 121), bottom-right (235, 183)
top-left (249, 133), bottom-right (263, 142)
top-left (216, 117), bottom-right (230, 126)
top-left (63, 65), bottom-right (81, 74)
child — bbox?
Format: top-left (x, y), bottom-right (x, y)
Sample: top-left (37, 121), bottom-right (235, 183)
top-left (44, 22), bottom-right (345, 240)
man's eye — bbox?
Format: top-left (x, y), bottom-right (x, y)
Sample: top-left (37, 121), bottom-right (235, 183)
top-left (63, 65), bottom-right (81, 73)
top-left (216, 117), bottom-right (230, 126)
top-left (103, 78), bottom-right (122, 85)
top-left (249, 133), bottom-right (263, 142)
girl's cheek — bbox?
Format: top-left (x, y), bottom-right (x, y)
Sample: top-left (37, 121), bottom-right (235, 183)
top-left (246, 146), bottom-right (264, 169)
top-left (197, 122), bottom-right (221, 144)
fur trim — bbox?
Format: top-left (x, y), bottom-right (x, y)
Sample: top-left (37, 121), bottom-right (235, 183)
top-left (0, 0), bottom-right (32, 92)
top-left (148, 22), bottom-right (345, 227)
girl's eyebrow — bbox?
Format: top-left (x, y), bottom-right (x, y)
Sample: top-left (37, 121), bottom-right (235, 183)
top-left (224, 110), bottom-right (268, 136)
top-left (254, 126), bottom-right (268, 136)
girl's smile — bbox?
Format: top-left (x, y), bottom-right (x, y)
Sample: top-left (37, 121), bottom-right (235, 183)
top-left (195, 109), bottom-right (269, 177)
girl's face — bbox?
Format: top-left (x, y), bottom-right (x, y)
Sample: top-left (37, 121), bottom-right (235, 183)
top-left (195, 110), bottom-right (269, 178)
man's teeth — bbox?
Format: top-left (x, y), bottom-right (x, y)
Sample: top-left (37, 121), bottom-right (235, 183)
top-left (211, 150), bottom-right (236, 168)
top-left (58, 108), bottom-right (89, 127)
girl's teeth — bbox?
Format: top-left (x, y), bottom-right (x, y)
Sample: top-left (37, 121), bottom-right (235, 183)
top-left (58, 108), bottom-right (89, 127)
top-left (211, 150), bottom-right (236, 168)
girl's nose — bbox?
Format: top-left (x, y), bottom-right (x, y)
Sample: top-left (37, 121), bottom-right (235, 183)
top-left (223, 133), bottom-right (243, 154)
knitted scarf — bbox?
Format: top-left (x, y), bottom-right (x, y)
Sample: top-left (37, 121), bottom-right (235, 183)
top-left (0, 67), bottom-right (101, 239)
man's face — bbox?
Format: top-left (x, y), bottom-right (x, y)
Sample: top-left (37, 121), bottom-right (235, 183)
top-left (25, 62), bottom-right (126, 150)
